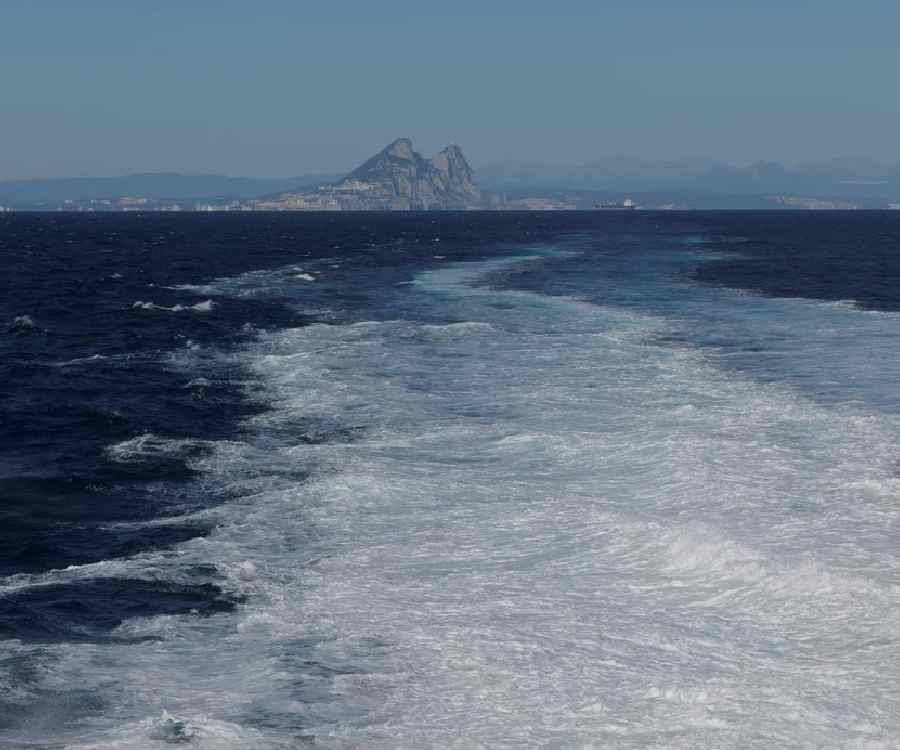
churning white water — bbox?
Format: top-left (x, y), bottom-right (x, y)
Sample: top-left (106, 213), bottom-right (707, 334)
top-left (9, 248), bottom-right (900, 748)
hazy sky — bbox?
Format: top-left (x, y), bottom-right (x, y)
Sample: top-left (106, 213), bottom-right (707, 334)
top-left (3, 1), bottom-right (899, 179)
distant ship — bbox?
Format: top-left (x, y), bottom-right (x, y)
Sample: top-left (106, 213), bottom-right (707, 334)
top-left (594, 198), bottom-right (636, 210)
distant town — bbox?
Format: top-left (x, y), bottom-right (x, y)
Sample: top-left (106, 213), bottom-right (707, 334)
top-left (4, 193), bottom-right (899, 214)
top-left (0, 195), bottom-right (582, 213)
top-left (3, 196), bottom-right (898, 214)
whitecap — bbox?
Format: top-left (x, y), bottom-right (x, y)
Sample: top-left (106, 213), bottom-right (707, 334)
top-left (66, 711), bottom-right (276, 750)
top-left (132, 299), bottom-right (216, 312)
top-left (52, 353), bottom-right (108, 367)
top-left (105, 433), bottom-right (214, 464)
top-left (8, 314), bottom-right (42, 332)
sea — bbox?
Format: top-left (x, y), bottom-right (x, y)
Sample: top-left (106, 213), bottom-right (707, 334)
top-left (2, 210), bottom-right (900, 749)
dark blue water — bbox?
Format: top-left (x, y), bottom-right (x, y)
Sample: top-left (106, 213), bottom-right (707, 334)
top-left (0, 213), bottom-right (548, 601)
top-left (3, 210), bottom-right (900, 747)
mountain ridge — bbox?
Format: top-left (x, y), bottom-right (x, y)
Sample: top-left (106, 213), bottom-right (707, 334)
top-left (4, 149), bottom-right (900, 209)
top-left (0, 172), bottom-right (340, 205)
top-left (477, 155), bottom-right (900, 200)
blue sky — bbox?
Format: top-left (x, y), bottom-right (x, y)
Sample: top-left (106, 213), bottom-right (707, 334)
top-left (2, 1), bottom-right (899, 178)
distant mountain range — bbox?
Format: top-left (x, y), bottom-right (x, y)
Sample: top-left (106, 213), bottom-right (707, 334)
top-left (478, 156), bottom-right (900, 204)
top-left (2, 151), bottom-right (900, 210)
top-left (0, 172), bottom-right (339, 207)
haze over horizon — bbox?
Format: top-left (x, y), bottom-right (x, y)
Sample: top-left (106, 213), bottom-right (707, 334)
top-left (4, 1), bottom-right (900, 180)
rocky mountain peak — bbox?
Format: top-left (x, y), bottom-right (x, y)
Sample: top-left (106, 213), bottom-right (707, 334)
top-left (431, 144), bottom-right (475, 183)
top-left (385, 138), bottom-right (415, 160)
top-left (337, 138), bottom-right (481, 209)
top-left (268, 138), bottom-right (483, 211)
top-left (344, 138), bottom-right (428, 184)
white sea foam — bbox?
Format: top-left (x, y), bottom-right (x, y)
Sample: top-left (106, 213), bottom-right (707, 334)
top-left (105, 433), bottom-right (217, 463)
top-left (132, 299), bottom-right (216, 312)
top-left (8, 314), bottom-right (41, 331)
top-left (52, 353), bottom-right (108, 367)
top-left (408, 320), bottom-right (497, 342)
top-left (0, 547), bottom-right (217, 598)
top-left (67, 711), bottom-right (282, 750)
top-left (175, 261), bottom-right (327, 299)
top-left (7, 252), bottom-right (900, 748)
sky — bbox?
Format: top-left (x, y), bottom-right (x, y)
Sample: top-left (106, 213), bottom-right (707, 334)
top-left (3, 0), bottom-right (900, 179)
